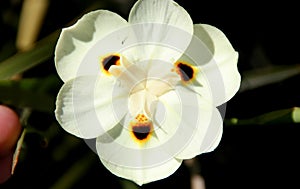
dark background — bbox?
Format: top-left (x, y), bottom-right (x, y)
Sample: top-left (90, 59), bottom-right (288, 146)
top-left (1, 0), bottom-right (299, 188)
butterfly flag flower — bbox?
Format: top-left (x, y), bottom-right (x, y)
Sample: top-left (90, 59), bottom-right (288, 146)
top-left (54, 0), bottom-right (240, 185)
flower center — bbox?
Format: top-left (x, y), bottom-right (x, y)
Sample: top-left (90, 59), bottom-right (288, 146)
top-left (127, 77), bottom-right (175, 145)
top-left (128, 88), bottom-right (157, 118)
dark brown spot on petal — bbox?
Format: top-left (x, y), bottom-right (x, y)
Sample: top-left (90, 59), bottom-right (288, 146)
top-left (102, 55), bottom-right (120, 71)
top-left (132, 125), bottom-right (151, 140)
top-left (100, 54), bottom-right (121, 75)
top-left (175, 62), bottom-right (194, 81)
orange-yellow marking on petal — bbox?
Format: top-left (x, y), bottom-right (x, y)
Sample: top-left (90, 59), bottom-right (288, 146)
top-left (100, 54), bottom-right (121, 76)
top-left (130, 114), bottom-right (153, 145)
top-left (173, 61), bottom-right (198, 83)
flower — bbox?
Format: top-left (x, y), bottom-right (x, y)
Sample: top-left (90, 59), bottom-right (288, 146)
top-left (54, 0), bottom-right (240, 185)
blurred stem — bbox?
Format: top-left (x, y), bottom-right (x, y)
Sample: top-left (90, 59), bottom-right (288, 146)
top-left (12, 102), bottom-right (32, 174)
top-left (119, 179), bottom-right (141, 189)
top-left (0, 30), bottom-right (59, 80)
top-left (52, 135), bottom-right (82, 162)
top-left (19, 107), bottom-right (32, 126)
top-left (225, 107), bottom-right (300, 126)
top-left (16, 0), bottom-right (49, 51)
top-left (51, 153), bottom-right (97, 189)
top-left (12, 129), bottom-right (26, 174)
top-left (184, 158), bottom-right (206, 189)
top-left (239, 64), bottom-right (300, 92)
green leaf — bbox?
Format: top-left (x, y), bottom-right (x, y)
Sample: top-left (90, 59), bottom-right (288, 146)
top-left (0, 30), bottom-right (59, 80)
top-left (0, 76), bottom-right (60, 113)
top-left (292, 107), bottom-right (300, 123)
top-left (240, 64), bottom-right (300, 92)
top-left (226, 107), bottom-right (300, 126)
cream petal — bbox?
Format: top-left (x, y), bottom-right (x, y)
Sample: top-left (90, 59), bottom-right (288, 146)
top-left (55, 75), bottom-right (128, 139)
top-left (96, 112), bottom-right (160, 151)
top-left (127, 0), bottom-right (194, 64)
top-left (199, 113), bottom-right (223, 153)
top-left (96, 112), bottom-right (180, 180)
top-left (55, 10), bottom-right (129, 82)
top-left (174, 52), bottom-right (214, 104)
top-left (154, 89), bottom-right (182, 146)
top-left (155, 86), bottom-right (222, 158)
top-left (129, 0), bottom-right (193, 34)
top-left (191, 24), bottom-right (241, 106)
top-left (111, 61), bottom-right (147, 94)
top-left (175, 105), bottom-right (223, 159)
top-left (145, 59), bottom-right (181, 96)
top-left (146, 78), bottom-right (178, 97)
top-left (99, 151), bottom-right (182, 185)
top-left (128, 90), bottom-right (158, 118)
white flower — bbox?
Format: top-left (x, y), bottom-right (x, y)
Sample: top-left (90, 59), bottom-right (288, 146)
top-left (54, 0), bottom-right (240, 185)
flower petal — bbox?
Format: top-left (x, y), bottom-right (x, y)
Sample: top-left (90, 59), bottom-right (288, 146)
top-left (129, 0), bottom-right (193, 33)
top-left (127, 0), bottom-right (194, 63)
top-left (155, 86), bottom-right (223, 159)
top-left (142, 59), bottom-right (180, 96)
top-left (194, 24), bottom-right (240, 105)
top-left (128, 90), bottom-right (158, 118)
top-left (55, 75), bottom-right (128, 139)
top-left (96, 113), bottom-right (181, 183)
top-left (96, 112), bottom-right (163, 156)
top-left (55, 10), bottom-right (128, 82)
top-left (99, 153), bottom-right (182, 185)
top-left (175, 105), bottom-right (223, 159)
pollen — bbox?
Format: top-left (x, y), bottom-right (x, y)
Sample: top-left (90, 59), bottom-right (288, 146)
top-left (173, 61), bottom-right (198, 83)
top-left (135, 114), bottom-right (148, 122)
top-left (100, 54), bottom-right (121, 75)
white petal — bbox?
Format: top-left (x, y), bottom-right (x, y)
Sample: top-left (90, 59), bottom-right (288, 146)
top-left (129, 0), bottom-right (193, 33)
top-left (191, 24), bottom-right (241, 106)
top-left (155, 86), bottom-right (223, 159)
top-left (146, 77), bottom-right (178, 97)
top-left (128, 90), bottom-right (158, 118)
top-left (111, 61), bottom-right (147, 94)
top-left (55, 75), bottom-right (128, 139)
top-left (99, 152), bottom-right (182, 185)
top-left (127, 45), bottom-right (185, 65)
top-left (175, 105), bottom-right (223, 159)
top-left (154, 89), bottom-right (182, 146)
top-left (127, 0), bottom-right (194, 63)
top-left (96, 112), bottom-right (163, 158)
top-left (55, 10), bottom-right (128, 82)
top-left (96, 112), bottom-right (181, 182)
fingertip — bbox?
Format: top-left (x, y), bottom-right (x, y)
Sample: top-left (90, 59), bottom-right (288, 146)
top-left (0, 105), bottom-right (22, 157)
top-left (0, 152), bottom-right (13, 184)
